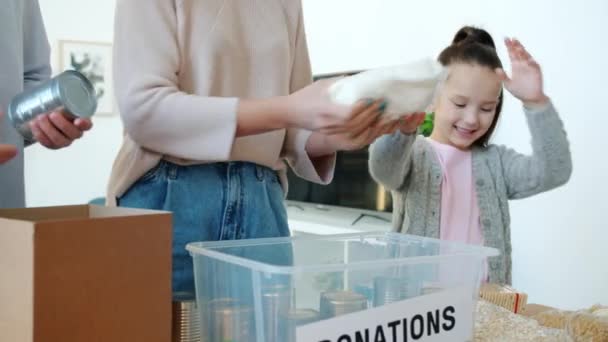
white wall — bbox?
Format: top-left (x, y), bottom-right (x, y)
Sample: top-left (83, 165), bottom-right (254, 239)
top-left (29, 0), bottom-right (607, 309)
top-left (25, 0), bottom-right (121, 207)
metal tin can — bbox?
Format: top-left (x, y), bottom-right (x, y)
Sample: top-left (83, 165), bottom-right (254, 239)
top-left (283, 308), bottom-right (320, 342)
top-left (354, 283), bottom-right (374, 308)
top-left (373, 276), bottom-right (410, 307)
top-left (206, 298), bottom-right (253, 342)
top-left (172, 293), bottom-right (201, 342)
top-left (319, 290), bottom-right (368, 319)
top-left (262, 283), bottom-right (292, 342)
top-left (421, 283), bottom-right (444, 295)
top-left (8, 70), bottom-right (97, 141)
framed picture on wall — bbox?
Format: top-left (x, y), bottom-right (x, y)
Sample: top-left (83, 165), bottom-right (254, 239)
top-left (59, 40), bottom-right (114, 116)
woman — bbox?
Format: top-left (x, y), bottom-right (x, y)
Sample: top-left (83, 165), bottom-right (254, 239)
top-left (108, 0), bottom-right (409, 297)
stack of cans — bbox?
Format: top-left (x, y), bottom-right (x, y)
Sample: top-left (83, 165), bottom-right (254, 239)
top-left (261, 283), bottom-right (292, 341)
top-left (171, 294), bottom-right (201, 342)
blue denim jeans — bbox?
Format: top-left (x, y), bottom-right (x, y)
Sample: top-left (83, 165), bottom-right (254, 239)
top-left (117, 161), bottom-right (291, 298)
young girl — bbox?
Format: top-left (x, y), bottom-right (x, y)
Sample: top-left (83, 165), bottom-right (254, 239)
top-left (369, 26), bottom-right (572, 284)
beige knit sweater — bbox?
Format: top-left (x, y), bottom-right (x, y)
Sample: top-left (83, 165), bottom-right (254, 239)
top-left (106, 0), bottom-right (335, 205)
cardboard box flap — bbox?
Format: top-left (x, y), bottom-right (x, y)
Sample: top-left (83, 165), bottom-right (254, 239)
top-left (0, 205), bottom-right (169, 223)
top-left (0, 224), bottom-right (34, 342)
top-left (88, 205), bottom-right (168, 218)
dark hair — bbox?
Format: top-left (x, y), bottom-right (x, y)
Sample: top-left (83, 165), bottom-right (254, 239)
top-left (437, 26), bottom-right (503, 147)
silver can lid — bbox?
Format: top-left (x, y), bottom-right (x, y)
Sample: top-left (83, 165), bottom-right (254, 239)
top-left (57, 70), bottom-right (97, 118)
top-left (209, 298), bottom-right (252, 314)
top-left (322, 290), bottom-right (367, 305)
top-left (285, 308), bottom-right (320, 321)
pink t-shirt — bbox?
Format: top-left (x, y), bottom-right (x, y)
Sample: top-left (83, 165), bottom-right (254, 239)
top-left (428, 138), bottom-right (488, 281)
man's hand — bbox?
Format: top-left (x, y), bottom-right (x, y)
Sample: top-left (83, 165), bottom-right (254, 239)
top-left (29, 111), bottom-right (93, 149)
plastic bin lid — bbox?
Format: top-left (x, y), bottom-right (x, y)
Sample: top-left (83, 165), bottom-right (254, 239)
top-left (186, 232), bottom-right (499, 275)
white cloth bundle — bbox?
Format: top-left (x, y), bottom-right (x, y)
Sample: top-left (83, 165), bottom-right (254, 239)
top-left (328, 58), bottom-right (446, 119)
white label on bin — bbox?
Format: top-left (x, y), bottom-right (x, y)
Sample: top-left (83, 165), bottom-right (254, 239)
top-left (297, 287), bottom-right (472, 342)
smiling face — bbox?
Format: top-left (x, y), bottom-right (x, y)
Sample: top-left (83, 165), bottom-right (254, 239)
top-left (430, 63), bottom-right (503, 150)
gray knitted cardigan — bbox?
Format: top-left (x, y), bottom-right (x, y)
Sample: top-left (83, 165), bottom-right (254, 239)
top-left (369, 102), bottom-right (572, 284)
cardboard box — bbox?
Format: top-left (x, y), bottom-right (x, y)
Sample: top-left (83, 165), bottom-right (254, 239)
top-left (0, 205), bottom-right (172, 342)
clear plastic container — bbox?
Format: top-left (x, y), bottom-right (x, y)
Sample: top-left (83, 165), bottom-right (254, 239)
top-left (187, 232), bottom-right (498, 342)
